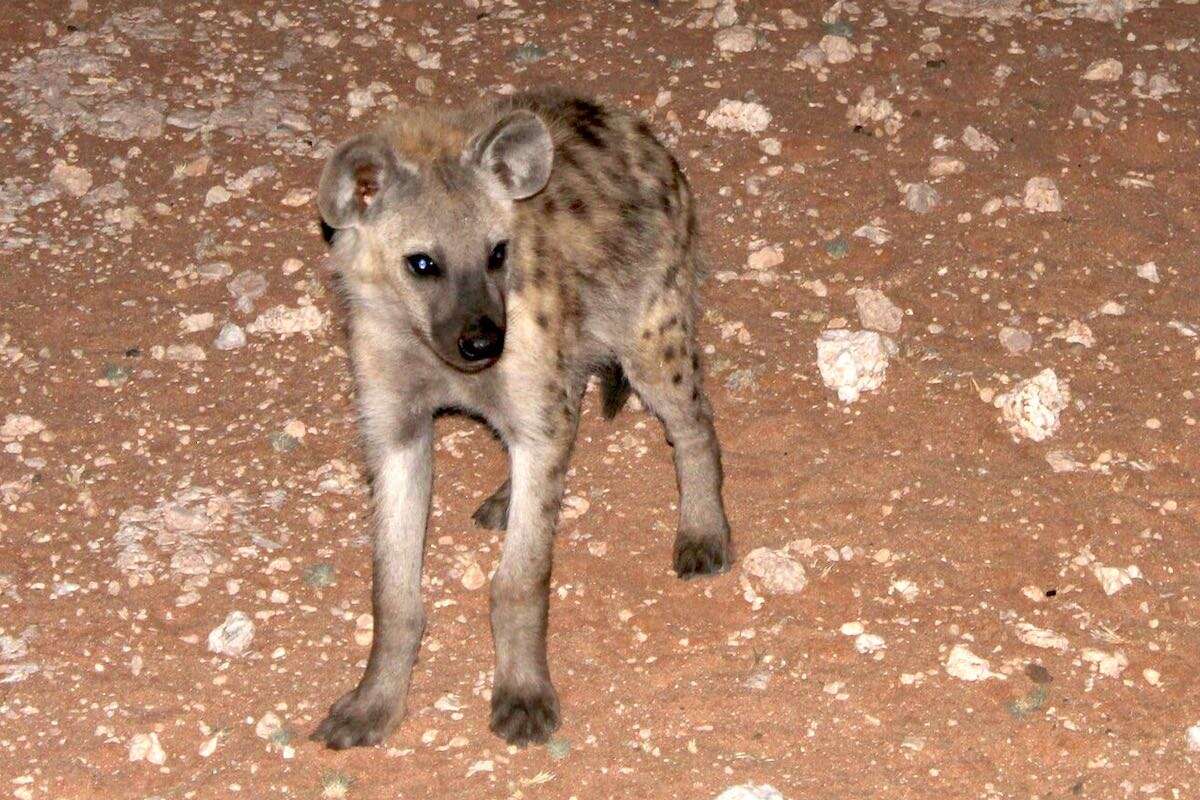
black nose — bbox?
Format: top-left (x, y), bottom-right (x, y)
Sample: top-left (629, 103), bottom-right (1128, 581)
top-left (457, 316), bottom-right (505, 363)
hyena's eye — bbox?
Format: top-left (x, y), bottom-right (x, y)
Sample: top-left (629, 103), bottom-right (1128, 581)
top-left (406, 253), bottom-right (441, 278)
top-left (487, 241), bottom-right (508, 272)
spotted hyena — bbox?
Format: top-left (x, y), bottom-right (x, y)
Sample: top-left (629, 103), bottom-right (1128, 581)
top-left (311, 88), bottom-right (731, 749)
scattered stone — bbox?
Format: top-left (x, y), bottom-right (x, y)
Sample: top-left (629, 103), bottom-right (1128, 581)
top-left (847, 87), bottom-right (903, 136)
top-left (1093, 564), bottom-right (1142, 596)
top-left (962, 125), bottom-right (999, 153)
top-left (180, 312), bottom-right (215, 333)
top-left (945, 644), bottom-right (1006, 681)
top-left (214, 322), bottom-right (247, 350)
top-left (819, 34), bottom-right (857, 64)
top-left (461, 562), bottom-right (486, 591)
top-left (248, 304), bottom-right (325, 336)
top-left (1134, 261), bottom-right (1159, 283)
top-left (1081, 648), bottom-right (1128, 679)
top-left (128, 732), bottom-right (166, 765)
top-left (0, 414), bottom-right (45, 440)
top-left (1098, 300), bottom-right (1125, 316)
top-left (929, 155), bottom-right (966, 176)
top-left (1187, 724), bottom-right (1200, 753)
top-left (228, 270), bottom-right (268, 312)
top-left (512, 42), bottom-right (547, 63)
top-left (1023, 177), bottom-right (1063, 213)
top-left (741, 547), bottom-right (807, 594)
top-left (854, 633), bottom-right (886, 654)
top-left (1049, 320), bottom-right (1095, 348)
top-left (853, 222), bottom-right (892, 245)
top-left (999, 327), bottom-right (1032, 355)
top-left (255, 712), bottom-right (284, 740)
top-left (905, 182), bottom-right (940, 214)
top-left (1015, 622), bottom-right (1069, 650)
top-left (714, 785), bottom-right (785, 800)
top-left (853, 289), bottom-right (903, 334)
top-left (1046, 450), bottom-right (1085, 473)
top-left (747, 245), bottom-right (784, 271)
top-left (205, 186), bottom-right (232, 206)
top-left (714, 26), bottom-right (757, 53)
top-left (705, 99), bottom-right (771, 133)
top-left (49, 162), bottom-right (93, 198)
top-left (207, 611), bottom-right (255, 657)
top-left (547, 737), bottom-right (571, 760)
top-left (816, 329), bottom-right (897, 403)
top-left (927, 0), bottom-right (1023, 22)
top-left (164, 343), bottom-right (206, 362)
top-left (303, 563), bottom-right (336, 588)
top-left (1083, 58), bottom-right (1123, 81)
top-left (993, 369), bottom-right (1070, 442)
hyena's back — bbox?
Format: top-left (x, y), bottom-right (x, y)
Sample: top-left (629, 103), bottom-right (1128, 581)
top-left (503, 89), bottom-right (701, 343)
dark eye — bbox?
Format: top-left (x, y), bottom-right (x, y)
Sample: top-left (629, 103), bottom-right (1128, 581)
top-left (406, 252), bottom-right (441, 278)
top-left (487, 241), bottom-right (507, 271)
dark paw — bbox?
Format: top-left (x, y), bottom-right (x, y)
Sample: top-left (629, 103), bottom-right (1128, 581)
top-left (489, 684), bottom-right (560, 746)
top-left (472, 492), bottom-right (509, 530)
top-left (673, 534), bottom-right (730, 579)
top-left (310, 688), bottom-right (400, 750)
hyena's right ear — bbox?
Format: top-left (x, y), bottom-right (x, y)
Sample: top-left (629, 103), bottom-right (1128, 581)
top-left (318, 133), bottom-right (414, 229)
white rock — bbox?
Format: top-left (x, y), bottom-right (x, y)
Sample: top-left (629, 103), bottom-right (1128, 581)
top-left (993, 369), bottom-right (1070, 442)
top-left (1093, 564), bottom-right (1141, 596)
top-left (0, 414), bottom-right (45, 439)
top-left (255, 711), bottom-right (283, 739)
top-left (461, 562), bottom-right (486, 591)
top-left (1049, 320), bottom-right (1095, 348)
top-left (213, 322), bottom-right (247, 350)
top-left (847, 87), bottom-right (903, 136)
top-left (49, 162), bottom-right (93, 198)
top-left (853, 289), bottom-right (903, 334)
top-left (853, 222), bottom-right (892, 245)
top-left (1134, 261), bottom-right (1159, 283)
top-left (1023, 177), bottom-right (1063, 213)
top-left (747, 245), bottom-right (784, 271)
top-left (839, 621), bottom-right (865, 636)
top-left (205, 185), bottom-right (232, 206)
top-left (888, 579), bottom-right (919, 602)
top-left (248, 304), bottom-right (325, 336)
top-left (905, 182), bottom-right (941, 214)
top-left (714, 785), bottom-right (785, 800)
top-left (1083, 58), bottom-right (1123, 81)
top-left (944, 644), bottom-right (1005, 681)
top-left (705, 100), bottom-right (772, 133)
top-left (164, 343), bottom-right (206, 362)
top-left (819, 34), bottom-right (857, 64)
top-left (1187, 723), bottom-right (1200, 752)
top-left (741, 547), bottom-right (807, 594)
top-left (207, 611), bottom-right (254, 657)
top-left (1015, 622), bottom-right (1069, 650)
top-left (128, 732), bottom-right (166, 765)
top-left (180, 312), bottom-right (215, 333)
top-left (929, 155), bottom-right (965, 176)
top-left (714, 26), bottom-right (756, 53)
top-left (1081, 648), bottom-right (1128, 678)
top-left (855, 633), bottom-right (886, 654)
top-left (998, 327), bottom-right (1032, 355)
top-left (816, 329), bottom-right (897, 403)
top-left (962, 125), bottom-right (998, 153)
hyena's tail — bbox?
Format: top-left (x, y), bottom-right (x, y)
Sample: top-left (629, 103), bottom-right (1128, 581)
top-left (598, 361), bottom-right (632, 419)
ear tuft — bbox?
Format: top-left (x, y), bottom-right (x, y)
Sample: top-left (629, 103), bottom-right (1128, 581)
top-left (318, 133), bottom-right (411, 229)
top-left (472, 111), bottom-right (554, 200)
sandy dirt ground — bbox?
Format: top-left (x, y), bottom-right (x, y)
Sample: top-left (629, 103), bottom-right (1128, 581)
top-left (1, 0), bottom-right (1198, 798)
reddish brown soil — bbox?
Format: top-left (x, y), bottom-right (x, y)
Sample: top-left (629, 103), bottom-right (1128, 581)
top-left (1, 1), bottom-right (1198, 799)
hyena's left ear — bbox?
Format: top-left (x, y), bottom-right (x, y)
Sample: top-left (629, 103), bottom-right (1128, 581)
top-left (470, 111), bottom-right (554, 200)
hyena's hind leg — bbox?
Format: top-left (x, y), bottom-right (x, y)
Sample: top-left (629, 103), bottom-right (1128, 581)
top-left (621, 286), bottom-right (731, 578)
top-left (473, 478), bottom-right (511, 530)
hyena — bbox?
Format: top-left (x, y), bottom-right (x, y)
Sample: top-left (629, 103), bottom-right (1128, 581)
top-left (311, 88), bottom-right (731, 749)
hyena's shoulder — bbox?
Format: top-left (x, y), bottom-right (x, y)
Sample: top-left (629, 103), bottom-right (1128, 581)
top-left (501, 89), bottom-right (698, 285)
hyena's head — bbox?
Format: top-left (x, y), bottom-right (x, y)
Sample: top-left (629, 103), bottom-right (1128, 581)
top-left (318, 110), bottom-right (554, 372)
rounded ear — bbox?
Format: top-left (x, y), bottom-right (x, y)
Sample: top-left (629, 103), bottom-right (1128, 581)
top-left (318, 133), bottom-right (412, 229)
top-left (471, 111), bottom-right (554, 200)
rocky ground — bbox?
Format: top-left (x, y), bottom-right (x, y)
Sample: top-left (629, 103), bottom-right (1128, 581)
top-left (1, 0), bottom-right (1198, 798)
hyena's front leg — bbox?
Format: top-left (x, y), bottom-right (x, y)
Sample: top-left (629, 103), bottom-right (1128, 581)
top-left (312, 418), bottom-right (433, 749)
top-left (489, 406), bottom-right (578, 745)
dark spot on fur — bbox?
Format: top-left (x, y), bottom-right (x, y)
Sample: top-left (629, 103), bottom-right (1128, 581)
top-left (536, 312), bottom-right (549, 329)
top-left (658, 315), bottom-right (679, 334)
top-left (533, 266), bottom-right (547, 286)
top-left (569, 197), bottom-right (588, 217)
top-left (672, 372), bottom-right (683, 385)
top-left (663, 345), bottom-right (676, 361)
top-left (542, 195), bottom-right (557, 215)
top-left (692, 387), bottom-right (701, 403)
top-left (691, 354), bottom-right (700, 371)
